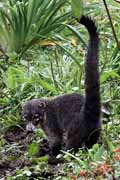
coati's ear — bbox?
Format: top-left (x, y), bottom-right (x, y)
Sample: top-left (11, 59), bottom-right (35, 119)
top-left (38, 101), bottom-right (46, 108)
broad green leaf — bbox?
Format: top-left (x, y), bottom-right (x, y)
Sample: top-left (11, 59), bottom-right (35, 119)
top-left (93, 146), bottom-right (105, 161)
top-left (107, 140), bottom-right (115, 152)
top-left (38, 78), bottom-right (57, 93)
top-left (28, 75), bottom-right (57, 93)
top-left (101, 70), bottom-right (120, 83)
top-left (0, 97), bottom-right (9, 105)
top-left (28, 141), bottom-right (39, 157)
top-left (71, 0), bottom-right (83, 19)
top-left (5, 66), bottom-right (26, 90)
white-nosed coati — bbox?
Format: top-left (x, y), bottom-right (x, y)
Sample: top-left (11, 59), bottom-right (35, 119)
top-left (22, 15), bottom-right (101, 157)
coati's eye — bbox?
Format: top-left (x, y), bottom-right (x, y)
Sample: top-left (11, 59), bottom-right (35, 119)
top-left (34, 114), bottom-right (39, 121)
top-left (34, 114), bottom-right (39, 118)
top-left (23, 114), bottom-right (27, 121)
top-left (34, 115), bottom-right (43, 122)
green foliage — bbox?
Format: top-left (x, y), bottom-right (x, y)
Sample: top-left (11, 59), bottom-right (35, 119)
top-left (88, 144), bottom-right (105, 162)
top-left (0, 0), bottom-right (120, 179)
top-left (28, 141), bottom-right (39, 157)
top-left (0, 0), bottom-right (70, 59)
top-left (71, 0), bottom-right (83, 19)
top-left (5, 66), bottom-right (26, 90)
top-left (101, 70), bottom-right (119, 83)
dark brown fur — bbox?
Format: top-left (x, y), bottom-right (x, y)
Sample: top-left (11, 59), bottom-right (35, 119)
top-left (22, 15), bottom-right (101, 156)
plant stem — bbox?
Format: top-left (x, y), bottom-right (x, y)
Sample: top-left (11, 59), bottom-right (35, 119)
top-left (103, 0), bottom-right (120, 49)
top-left (50, 59), bottom-right (59, 93)
top-left (54, 48), bottom-right (61, 78)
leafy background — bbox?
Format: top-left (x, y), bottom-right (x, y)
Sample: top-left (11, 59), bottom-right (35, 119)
top-left (0, 0), bottom-right (120, 179)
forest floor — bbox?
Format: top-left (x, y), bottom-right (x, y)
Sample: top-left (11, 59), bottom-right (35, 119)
top-left (0, 122), bottom-right (120, 179)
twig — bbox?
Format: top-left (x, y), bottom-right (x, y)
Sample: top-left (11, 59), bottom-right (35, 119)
top-left (50, 59), bottom-right (59, 93)
top-left (103, 0), bottom-right (120, 49)
top-left (54, 49), bottom-right (61, 78)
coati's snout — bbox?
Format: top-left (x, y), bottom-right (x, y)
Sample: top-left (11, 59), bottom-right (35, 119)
top-left (22, 99), bottom-right (46, 132)
top-left (26, 122), bottom-right (35, 132)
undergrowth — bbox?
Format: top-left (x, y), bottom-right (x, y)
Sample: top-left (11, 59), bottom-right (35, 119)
top-left (0, 0), bottom-right (120, 179)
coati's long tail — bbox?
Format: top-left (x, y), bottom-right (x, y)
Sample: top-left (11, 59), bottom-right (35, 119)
top-left (79, 15), bottom-right (100, 122)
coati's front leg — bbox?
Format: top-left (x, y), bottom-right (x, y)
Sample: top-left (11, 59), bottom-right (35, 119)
top-left (47, 132), bottom-right (63, 164)
top-left (46, 129), bottom-right (63, 156)
top-left (43, 110), bottom-right (63, 157)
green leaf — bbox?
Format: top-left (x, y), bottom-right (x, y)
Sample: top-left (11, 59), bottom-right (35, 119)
top-left (110, 46), bottom-right (120, 61)
top-left (0, 97), bottom-right (9, 105)
top-left (28, 141), bottom-right (39, 157)
top-left (101, 70), bottom-right (119, 83)
top-left (107, 140), bottom-right (115, 152)
top-left (64, 23), bottom-right (87, 47)
top-left (71, 0), bottom-right (83, 19)
top-left (4, 66), bottom-right (26, 90)
top-left (56, 42), bottom-right (81, 67)
top-left (93, 146), bottom-right (105, 161)
top-left (38, 78), bottom-right (57, 93)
